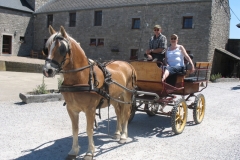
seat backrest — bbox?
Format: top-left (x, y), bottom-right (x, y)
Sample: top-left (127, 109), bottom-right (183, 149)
top-left (130, 61), bottom-right (163, 82)
top-left (195, 62), bottom-right (211, 69)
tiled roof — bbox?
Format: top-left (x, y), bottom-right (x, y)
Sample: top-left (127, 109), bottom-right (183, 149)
top-left (35, 0), bottom-right (206, 13)
top-left (0, 0), bottom-right (33, 12)
top-left (216, 48), bottom-right (240, 60)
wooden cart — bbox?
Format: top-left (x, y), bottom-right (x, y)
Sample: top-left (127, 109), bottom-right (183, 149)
top-left (129, 60), bottom-right (211, 134)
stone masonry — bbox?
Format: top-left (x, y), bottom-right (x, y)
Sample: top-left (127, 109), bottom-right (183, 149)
top-left (0, 8), bottom-right (33, 56)
top-left (33, 0), bottom-right (230, 65)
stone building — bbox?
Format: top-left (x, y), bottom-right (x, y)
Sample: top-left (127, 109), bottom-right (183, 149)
top-left (0, 0), bottom-right (34, 57)
top-left (33, 0), bottom-right (230, 63)
top-left (1, 0), bottom-right (237, 77)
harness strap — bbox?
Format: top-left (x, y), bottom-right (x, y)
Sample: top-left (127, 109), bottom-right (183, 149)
top-left (60, 62), bottom-right (95, 73)
top-left (59, 85), bottom-right (110, 100)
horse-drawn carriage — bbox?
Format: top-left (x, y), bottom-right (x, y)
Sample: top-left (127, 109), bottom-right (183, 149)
top-left (128, 60), bottom-right (211, 134)
top-left (42, 25), bottom-right (211, 159)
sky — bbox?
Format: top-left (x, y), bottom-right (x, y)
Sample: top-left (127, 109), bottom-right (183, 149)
top-left (229, 0), bottom-right (240, 39)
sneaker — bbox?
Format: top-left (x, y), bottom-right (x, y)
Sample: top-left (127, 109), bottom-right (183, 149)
top-left (152, 58), bottom-right (158, 62)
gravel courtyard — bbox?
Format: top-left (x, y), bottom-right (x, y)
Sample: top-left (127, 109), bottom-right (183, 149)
top-left (0, 71), bottom-right (240, 160)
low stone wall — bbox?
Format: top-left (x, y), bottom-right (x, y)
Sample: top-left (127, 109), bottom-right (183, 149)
top-left (0, 61), bottom-right (6, 71)
top-left (0, 61), bottom-right (43, 73)
top-left (214, 78), bottom-right (239, 83)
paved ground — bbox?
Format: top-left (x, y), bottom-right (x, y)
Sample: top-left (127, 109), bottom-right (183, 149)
top-left (0, 55), bottom-right (44, 65)
top-left (0, 70), bottom-right (240, 160)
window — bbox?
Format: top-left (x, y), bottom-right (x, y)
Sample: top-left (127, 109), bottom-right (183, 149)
top-left (94, 11), bottom-right (102, 26)
top-left (97, 39), bottom-right (104, 46)
top-left (19, 37), bottom-right (25, 43)
top-left (130, 49), bottom-right (138, 60)
top-left (47, 14), bottom-right (53, 27)
top-left (90, 38), bottom-right (104, 46)
top-left (90, 39), bottom-right (96, 46)
top-left (132, 18), bottom-right (140, 29)
top-left (69, 12), bottom-right (76, 27)
top-left (183, 16), bottom-right (193, 29)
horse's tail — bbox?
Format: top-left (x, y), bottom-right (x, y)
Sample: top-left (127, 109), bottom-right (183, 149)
top-left (126, 62), bottom-right (138, 90)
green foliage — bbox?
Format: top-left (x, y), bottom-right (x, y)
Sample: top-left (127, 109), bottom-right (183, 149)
top-left (57, 77), bottom-right (64, 90)
top-left (33, 76), bottom-right (49, 94)
top-left (210, 73), bottom-right (222, 81)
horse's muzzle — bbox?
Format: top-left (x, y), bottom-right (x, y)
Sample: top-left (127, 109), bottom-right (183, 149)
top-left (43, 67), bottom-right (57, 77)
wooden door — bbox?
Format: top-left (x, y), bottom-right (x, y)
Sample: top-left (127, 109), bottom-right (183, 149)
top-left (2, 35), bottom-right (12, 54)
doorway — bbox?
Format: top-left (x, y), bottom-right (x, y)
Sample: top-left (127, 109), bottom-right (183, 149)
top-left (2, 35), bottom-right (12, 54)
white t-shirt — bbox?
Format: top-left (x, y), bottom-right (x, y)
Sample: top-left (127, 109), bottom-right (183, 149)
top-left (166, 46), bottom-right (184, 66)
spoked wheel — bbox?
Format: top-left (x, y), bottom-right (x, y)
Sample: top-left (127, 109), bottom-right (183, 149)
top-left (171, 98), bottom-right (188, 134)
top-left (145, 103), bottom-right (159, 116)
top-left (128, 96), bottom-right (136, 123)
top-left (193, 93), bottom-right (205, 124)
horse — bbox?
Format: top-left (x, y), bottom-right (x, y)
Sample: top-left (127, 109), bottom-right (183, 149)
top-left (42, 25), bottom-right (137, 160)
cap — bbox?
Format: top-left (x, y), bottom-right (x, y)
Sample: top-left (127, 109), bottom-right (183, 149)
top-left (153, 25), bottom-right (161, 29)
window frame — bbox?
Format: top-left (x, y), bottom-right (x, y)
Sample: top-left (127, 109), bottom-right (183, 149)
top-left (94, 11), bottom-right (102, 26)
top-left (90, 39), bottom-right (97, 46)
top-left (132, 18), bottom-right (140, 29)
top-left (130, 49), bottom-right (138, 60)
top-left (182, 16), bottom-right (193, 29)
top-left (69, 12), bottom-right (76, 27)
top-left (97, 38), bottom-right (104, 46)
top-left (47, 14), bottom-right (53, 28)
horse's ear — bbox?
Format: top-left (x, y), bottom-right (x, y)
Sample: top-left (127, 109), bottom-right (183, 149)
top-left (60, 26), bottom-right (68, 38)
top-left (49, 25), bottom-right (56, 35)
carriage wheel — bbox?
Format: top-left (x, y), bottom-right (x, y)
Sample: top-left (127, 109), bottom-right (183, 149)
top-left (146, 103), bottom-right (159, 116)
top-left (128, 96), bottom-right (136, 123)
top-left (193, 94), bottom-right (205, 124)
top-left (171, 98), bottom-right (188, 134)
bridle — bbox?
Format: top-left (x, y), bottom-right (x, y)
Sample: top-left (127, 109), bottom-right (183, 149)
top-left (45, 34), bottom-right (96, 74)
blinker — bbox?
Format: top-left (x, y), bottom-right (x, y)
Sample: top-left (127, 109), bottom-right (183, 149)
top-left (59, 41), bottom-right (68, 56)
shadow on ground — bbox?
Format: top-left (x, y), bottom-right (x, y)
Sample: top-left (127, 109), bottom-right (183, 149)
top-left (231, 85), bottom-right (240, 90)
top-left (15, 112), bottom-right (188, 160)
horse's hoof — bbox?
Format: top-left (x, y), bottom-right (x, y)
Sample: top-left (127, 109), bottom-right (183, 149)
top-left (119, 138), bottom-right (127, 144)
top-left (65, 154), bottom-right (76, 160)
top-left (113, 134), bottom-right (121, 140)
top-left (83, 154), bottom-right (93, 160)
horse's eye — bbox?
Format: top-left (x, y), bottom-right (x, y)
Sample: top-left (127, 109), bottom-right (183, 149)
top-left (43, 48), bottom-right (48, 56)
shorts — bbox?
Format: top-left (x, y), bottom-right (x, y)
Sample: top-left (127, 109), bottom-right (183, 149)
top-left (164, 66), bottom-right (185, 75)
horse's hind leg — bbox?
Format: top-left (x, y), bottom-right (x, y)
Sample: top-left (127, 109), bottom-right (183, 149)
top-left (113, 102), bottom-right (122, 140)
top-left (119, 102), bottom-right (131, 143)
top-left (66, 107), bottom-right (80, 157)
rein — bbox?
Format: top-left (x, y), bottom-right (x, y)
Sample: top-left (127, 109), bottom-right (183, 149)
top-left (48, 34), bottom-right (136, 104)
top-left (60, 62), bottom-right (95, 73)
top-left (59, 60), bottom-right (136, 104)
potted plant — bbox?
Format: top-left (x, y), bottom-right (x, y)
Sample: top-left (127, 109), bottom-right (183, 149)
top-left (19, 76), bottom-right (63, 103)
top-left (210, 73), bottom-right (222, 82)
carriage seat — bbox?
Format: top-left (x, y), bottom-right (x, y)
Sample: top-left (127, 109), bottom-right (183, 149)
top-left (184, 77), bottom-right (206, 82)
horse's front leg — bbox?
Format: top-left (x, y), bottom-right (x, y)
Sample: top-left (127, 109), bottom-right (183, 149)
top-left (66, 107), bottom-right (80, 158)
top-left (84, 109), bottom-right (96, 160)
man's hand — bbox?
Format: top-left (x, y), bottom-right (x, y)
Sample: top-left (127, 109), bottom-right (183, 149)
top-left (146, 49), bottom-right (152, 55)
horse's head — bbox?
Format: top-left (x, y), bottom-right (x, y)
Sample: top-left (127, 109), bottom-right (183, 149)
top-left (43, 25), bottom-right (71, 77)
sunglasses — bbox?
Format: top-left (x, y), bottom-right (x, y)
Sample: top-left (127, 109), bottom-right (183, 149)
top-left (154, 29), bottom-right (159, 31)
top-left (171, 38), bottom-right (177, 40)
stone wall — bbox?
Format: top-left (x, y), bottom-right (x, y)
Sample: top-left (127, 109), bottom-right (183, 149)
top-left (0, 8), bottom-right (33, 56)
top-left (34, 1), bottom-right (214, 63)
top-left (208, 0), bottom-right (230, 76)
top-left (208, 0), bottom-right (230, 62)
top-left (26, 0), bottom-right (50, 11)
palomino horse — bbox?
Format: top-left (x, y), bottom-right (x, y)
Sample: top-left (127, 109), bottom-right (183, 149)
top-left (42, 26), bottom-right (137, 160)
